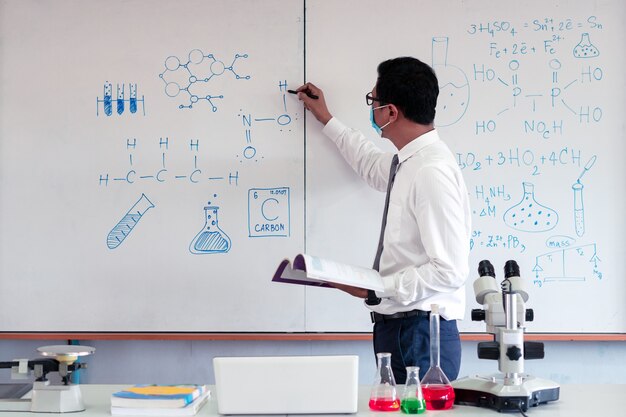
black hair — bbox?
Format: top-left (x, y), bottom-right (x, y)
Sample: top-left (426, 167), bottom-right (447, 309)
top-left (376, 57), bottom-right (439, 125)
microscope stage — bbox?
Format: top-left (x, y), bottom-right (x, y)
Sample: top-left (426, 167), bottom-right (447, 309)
top-left (453, 373), bottom-right (560, 412)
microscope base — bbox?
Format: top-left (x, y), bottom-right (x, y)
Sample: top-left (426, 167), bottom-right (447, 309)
top-left (452, 373), bottom-right (559, 412)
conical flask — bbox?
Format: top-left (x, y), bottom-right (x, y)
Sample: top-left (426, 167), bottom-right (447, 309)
top-left (401, 366), bottom-right (426, 414)
top-left (369, 352), bottom-right (400, 411)
top-left (189, 205), bottom-right (231, 254)
top-left (421, 304), bottom-right (455, 410)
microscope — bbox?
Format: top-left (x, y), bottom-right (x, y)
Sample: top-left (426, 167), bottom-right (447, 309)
top-left (0, 345), bottom-right (94, 413)
top-left (452, 260), bottom-right (560, 413)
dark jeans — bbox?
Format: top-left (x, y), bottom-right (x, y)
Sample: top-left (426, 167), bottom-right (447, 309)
top-left (373, 313), bottom-right (461, 384)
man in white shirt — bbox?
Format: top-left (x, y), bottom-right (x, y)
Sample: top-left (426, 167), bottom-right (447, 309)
top-left (296, 57), bottom-right (471, 383)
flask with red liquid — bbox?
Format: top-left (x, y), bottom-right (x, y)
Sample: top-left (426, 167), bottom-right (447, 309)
top-left (369, 352), bottom-right (400, 411)
top-left (421, 304), bottom-right (455, 410)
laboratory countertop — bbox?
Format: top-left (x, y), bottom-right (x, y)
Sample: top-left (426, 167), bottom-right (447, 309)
top-left (5, 384), bottom-right (625, 416)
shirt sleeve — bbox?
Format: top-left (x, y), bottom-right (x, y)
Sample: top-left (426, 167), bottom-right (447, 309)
top-left (379, 163), bottom-right (470, 302)
top-left (322, 117), bottom-right (394, 192)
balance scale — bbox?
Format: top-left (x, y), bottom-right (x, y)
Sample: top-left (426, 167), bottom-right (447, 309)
top-left (0, 345), bottom-right (95, 413)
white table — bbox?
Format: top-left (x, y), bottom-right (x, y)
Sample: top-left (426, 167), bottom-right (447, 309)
top-left (7, 384), bottom-right (625, 416)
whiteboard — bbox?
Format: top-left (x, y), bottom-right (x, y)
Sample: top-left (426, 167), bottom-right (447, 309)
top-left (304, 0), bottom-right (626, 333)
top-left (1, 0), bottom-right (624, 333)
top-left (0, 0), bottom-right (306, 331)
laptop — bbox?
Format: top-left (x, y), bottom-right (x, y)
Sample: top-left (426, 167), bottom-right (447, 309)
top-left (213, 355), bottom-right (359, 414)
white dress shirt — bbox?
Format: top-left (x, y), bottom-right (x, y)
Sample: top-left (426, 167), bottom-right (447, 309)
top-left (322, 117), bottom-right (472, 321)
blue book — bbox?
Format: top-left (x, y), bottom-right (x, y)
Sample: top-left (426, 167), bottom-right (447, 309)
top-left (111, 384), bottom-right (207, 409)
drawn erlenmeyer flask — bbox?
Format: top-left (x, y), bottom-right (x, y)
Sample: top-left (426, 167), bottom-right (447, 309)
top-left (573, 33), bottom-right (599, 58)
top-left (189, 205), bottom-right (231, 254)
top-left (432, 37), bottom-right (470, 127)
top-left (503, 182), bottom-right (558, 233)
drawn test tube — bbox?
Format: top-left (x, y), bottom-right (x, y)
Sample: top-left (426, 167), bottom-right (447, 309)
top-left (107, 193), bottom-right (155, 249)
top-left (572, 181), bottom-right (584, 237)
top-left (117, 83), bottom-right (125, 115)
top-left (104, 82), bottom-right (112, 116)
top-left (572, 155), bottom-right (596, 237)
top-left (130, 83), bottom-right (137, 114)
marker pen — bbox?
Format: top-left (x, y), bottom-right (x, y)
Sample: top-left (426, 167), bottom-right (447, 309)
top-left (287, 89), bottom-right (319, 100)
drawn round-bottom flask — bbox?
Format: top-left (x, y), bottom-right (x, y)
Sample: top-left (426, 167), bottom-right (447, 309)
top-left (503, 182), bottom-right (558, 233)
top-left (189, 205), bottom-right (231, 254)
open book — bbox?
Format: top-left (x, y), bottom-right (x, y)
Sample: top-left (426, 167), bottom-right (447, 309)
top-left (272, 253), bottom-right (384, 292)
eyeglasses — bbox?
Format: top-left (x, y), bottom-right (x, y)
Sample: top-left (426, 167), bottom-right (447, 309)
top-left (365, 92), bottom-right (384, 106)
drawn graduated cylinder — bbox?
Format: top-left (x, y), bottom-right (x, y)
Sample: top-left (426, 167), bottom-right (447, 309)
top-left (190, 205), bottom-right (231, 254)
top-left (107, 193), bottom-right (155, 249)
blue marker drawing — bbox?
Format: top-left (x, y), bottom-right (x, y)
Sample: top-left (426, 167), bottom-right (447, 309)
top-left (190, 200), bottom-right (231, 254)
top-left (533, 243), bottom-right (602, 283)
top-left (573, 33), bottom-right (600, 58)
top-left (102, 82), bottom-right (112, 116)
top-left (97, 82), bottom-right (145, 117)
top-left (572, 155), bottom-right (597, 237)
top-left (129, 83), bottom-right (138, 113)
top-left (504, 182), bottom-right (558, 232)
top-left (117, 84), bottom-right (125, 115)
top-left (107, 193), bottom-right (155, 249)
top-left (432, 37), bottom-right (469, 127)
top-left (159, 49), bottom-right (250, 111)
top-left (248, 187), bottom-right (290, 237)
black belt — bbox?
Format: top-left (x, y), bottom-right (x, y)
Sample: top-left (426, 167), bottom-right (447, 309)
top-left (370, 309), bottom-right (429, 323)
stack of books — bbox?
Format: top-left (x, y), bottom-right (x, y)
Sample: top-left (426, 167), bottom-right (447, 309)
top-left (110, 384), bottom-right (210, 416)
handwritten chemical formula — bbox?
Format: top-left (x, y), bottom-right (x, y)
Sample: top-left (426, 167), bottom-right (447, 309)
top-left (449, 12), bottom-right (608, 287)
top-left (463, 15), bottom-right (604, 139)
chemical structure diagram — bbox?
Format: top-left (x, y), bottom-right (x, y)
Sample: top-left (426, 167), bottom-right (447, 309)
top-left (159, 49), bottom-right (250, 111)
top-left (96, 82), bottom-right (145, 117)
top-left (237, 80), bottom-right (298, 162)
top-left (98, 137), bottom-right (240, 187)
top-left (465, 16), bottom-right (605, 139)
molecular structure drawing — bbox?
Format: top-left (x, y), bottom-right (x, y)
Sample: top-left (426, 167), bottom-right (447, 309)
top-left (159, 49), bottom-right (250, 111)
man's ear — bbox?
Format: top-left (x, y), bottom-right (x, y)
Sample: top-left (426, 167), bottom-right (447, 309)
top-left (388, 103), bottom-right (401, 122)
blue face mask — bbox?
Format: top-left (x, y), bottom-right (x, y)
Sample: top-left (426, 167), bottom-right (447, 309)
top-left (370, 105), bottom-right (390, 135)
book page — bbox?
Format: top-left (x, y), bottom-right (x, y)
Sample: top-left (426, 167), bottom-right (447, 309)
top-left (301, 254), bottom-right (384, 291)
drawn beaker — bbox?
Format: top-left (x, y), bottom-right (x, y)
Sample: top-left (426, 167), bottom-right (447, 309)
top-left (189, 205), bottom-right (231, 254)
top-left (572, 180), bottom-right (585, 237)
top-left (107, 193), bottom-right (155, 249)
top-left (432, 37), bottom-right (469, 127)
top-left (503, 182), bottom-right (558, 232)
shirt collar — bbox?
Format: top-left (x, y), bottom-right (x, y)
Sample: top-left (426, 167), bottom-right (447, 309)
top-left (397, 129), bottom-right (440, 164)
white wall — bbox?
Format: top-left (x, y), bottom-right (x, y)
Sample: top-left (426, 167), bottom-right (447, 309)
top-left (1, 339), bottom-right (624, 385)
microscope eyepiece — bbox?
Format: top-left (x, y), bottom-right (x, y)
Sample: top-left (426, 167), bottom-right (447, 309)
top-left (478, 260), bottom-right (496, 278)
top-left (504, 260), bottom-right (520, 278)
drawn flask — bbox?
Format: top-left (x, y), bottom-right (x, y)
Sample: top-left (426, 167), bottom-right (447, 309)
top-left (503, 182), bottom-right (558, 232)
top-left (432, 36), bottom-right (469, 127)
top-left (189, 205), bottom-right (231, 254)
top-left (369, 352), bottom-right (400, 411)
top-left (421, 304), bottom-right (455, 410)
